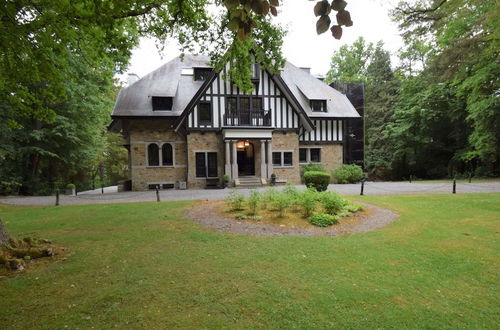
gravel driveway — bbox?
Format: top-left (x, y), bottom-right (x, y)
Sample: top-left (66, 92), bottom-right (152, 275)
top-left (1, 181), bottom-right (499, 206)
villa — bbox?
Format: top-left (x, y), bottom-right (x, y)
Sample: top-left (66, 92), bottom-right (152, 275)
top-left (109, 55), bottom-right (361, 190)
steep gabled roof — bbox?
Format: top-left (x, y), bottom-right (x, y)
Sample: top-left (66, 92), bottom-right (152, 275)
top-left (280, 62), bottom-right (360, 118)
top-left (111, 55), bottom-right (211, 118)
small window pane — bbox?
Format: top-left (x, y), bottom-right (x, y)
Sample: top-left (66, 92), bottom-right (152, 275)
top-left (311, 100), bottom-right (326, 112)
top-left (310, 148), bottom-right (321, 163)
top-left (162, 144), bottom-right (173, 166)
top-left (272, 152), bottom-right (282, 166)
top-left (198, 102), bottom-right (212, 125)
top-left (299, 148), bottom-right (307, 163)
top-left (207, 152), bottom-right (218, 177)
top-left (195, 153), bottom-right (206, 177)
top-left (194, 68), bottom-right (212, 81)
top-left (252, 98), bottom-right (263, 111)
top-left (284, 152), bottom-right (293, 166)
top-left (227, 97), bottom-right (237, 114)
top-left (152, 97), bottom-right (173, 111)
top-left (148, 144), bottom-right (159, 166)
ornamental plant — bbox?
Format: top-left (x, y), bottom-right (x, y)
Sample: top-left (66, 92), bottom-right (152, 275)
top-left (226, 190), bottom-right (245, 211)
top-left (332, 164), bottom-right (364, 184)
top-left (271, 191), bottom-right (292, 218)
top-left (303, 171), bottom-right (331, 192)
top-left (298, 188), bottom-right (320, 218)
top-left (247, 190), bottom-right (261, 215)
top-left (309, 213), bottom-right (339, 227)
top-left (320, 191), bottom-right (346, 215)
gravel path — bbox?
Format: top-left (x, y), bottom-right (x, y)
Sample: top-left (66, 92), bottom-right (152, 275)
top-left (1, 181), bottom-right (499, 206)
top-left (184, 200), bottom-right (399, 237)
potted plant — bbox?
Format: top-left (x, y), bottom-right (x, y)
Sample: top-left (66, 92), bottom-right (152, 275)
top-left (222, 174), bottom-right (230, 188)
top-left (65, 183), bottom-right (76, 196)
top-left (270, 173), bottom-right (276, 186)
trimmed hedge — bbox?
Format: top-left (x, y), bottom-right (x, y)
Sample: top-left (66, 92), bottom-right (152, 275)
top-left (303, 171), bottom-right (331, 192)
top-left (332, 164), bottom-right (364, 184)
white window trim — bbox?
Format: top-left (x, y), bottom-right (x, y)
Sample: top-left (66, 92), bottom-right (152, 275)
top-left (299, 147), bottom-right (322, 164)
top-left (146, 142), bottom-right (176, 168)
top-left (272, 150), bottom-right (294, 168)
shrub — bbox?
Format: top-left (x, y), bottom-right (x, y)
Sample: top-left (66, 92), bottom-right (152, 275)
top-left (309, 213), bottom-right (339, 227)
top-left (297, 188), bottom-right (320, 218)
top-left (226, 190), bottom-right (245, 211)
top-left (283, 183), bottom-right (300, 204)
top-left (332, 164), bottom-right (364, 184)
top-left (271, 192), bottom-right (292, 218)
top-left (247, 190), bottom-right (261, 215)
top-left (321, 191), bottom-right (346, 215)
top-left (303, 171), bottom-right (331, 192)
top-left (261, 187), bottom-right (278, 209)
top-left (66, 183), bottom-right (76, 189)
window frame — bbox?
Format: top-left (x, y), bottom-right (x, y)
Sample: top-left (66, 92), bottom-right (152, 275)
top-left (146, 142), bottom-right (175, 167)
top-left (193, 67), bottom-right (213, 81)
top-left (272, 151), bottom-right (293, 167)
top-left (152, 96), bottom-right (173, 111)
top-left (161, 143), bottom-right (174, 166)
top-left (147, 143), bottom-right (160, 166)
top-left (195, 151), bottom-right (218, 178)
top-left (197, 101), bottom-right (213, 126)
top-left (310, 100), bottom-right (327, 112)
top-left (299, 147), bottom-right (322, 164)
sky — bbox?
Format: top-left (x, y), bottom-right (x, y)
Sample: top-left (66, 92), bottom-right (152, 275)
top-left (123, 0), bottom-right (403, 79)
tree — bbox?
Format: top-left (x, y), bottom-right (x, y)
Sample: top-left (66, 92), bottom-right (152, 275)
top-left (391, 0), bottom-right (499, 176)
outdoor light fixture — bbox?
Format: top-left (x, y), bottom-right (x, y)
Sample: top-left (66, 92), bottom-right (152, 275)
top-left (244, 141), bottom-right (250, 147)
top-left (237, 141), bottom-right (245, 149)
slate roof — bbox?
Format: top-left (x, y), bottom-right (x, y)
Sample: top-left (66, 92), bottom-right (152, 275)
top-left (111, 54), bottom-right (360, 119)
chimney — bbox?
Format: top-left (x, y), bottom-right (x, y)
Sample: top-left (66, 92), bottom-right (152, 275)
top-left (127, 73), bottom-right (140, 86)
top-left (300, 67), bottom-right (311, 74)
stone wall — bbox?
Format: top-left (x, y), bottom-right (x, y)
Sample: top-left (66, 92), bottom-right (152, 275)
top-left (186, 131), bottom-right (225, 189)
top-left (271, 131), bottom-right (301, 184)
top-left (125, 120), bottom-right (187, 191)
top-left (298, 143), bottom-right (343, 181)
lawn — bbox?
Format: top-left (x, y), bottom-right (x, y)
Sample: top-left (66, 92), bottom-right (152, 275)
top-left (0, 194), bottom-right (499, 329)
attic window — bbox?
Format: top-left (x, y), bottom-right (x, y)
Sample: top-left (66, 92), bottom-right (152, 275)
top-left (152, 97), bottom-right (173, 111)
top-left (311, 100), bottom-right (326, 112)
top-left (194, 68), bottom-right (212, 81)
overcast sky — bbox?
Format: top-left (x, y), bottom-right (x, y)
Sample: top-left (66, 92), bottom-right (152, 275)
top-left (124, 0), bottom-right (402, 79)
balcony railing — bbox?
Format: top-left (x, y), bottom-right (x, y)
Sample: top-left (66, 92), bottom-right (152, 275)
top-left (223, 110), bottom-right (271, 127)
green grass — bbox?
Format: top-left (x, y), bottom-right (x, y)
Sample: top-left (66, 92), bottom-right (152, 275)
top-left (0, 194), bottom-right (499, 329)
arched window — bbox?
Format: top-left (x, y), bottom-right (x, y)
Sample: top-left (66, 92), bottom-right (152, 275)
top-left (148, 144), bottom-right (159, 166)
top-left (162, 143), bottom-right (173, 166)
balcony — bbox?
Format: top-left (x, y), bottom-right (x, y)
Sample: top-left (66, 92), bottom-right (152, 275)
top-left (223, 110), bottom-right (272, 127)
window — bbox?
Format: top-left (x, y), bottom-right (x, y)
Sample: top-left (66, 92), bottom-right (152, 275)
top-left (299, 148), bottom-right (321, 163)
top-left (310, 100), bottom-right (326, 112)
top-left (152, 97), bottom-right (173, 111)
top-left (195, 152), bottom-right (218, 178)
top-left (299, 148), bottom-right (307, 163)
top-left (272, 151), bottom-right (293, 167)
top-left (310, 148), bottom-right (321, 163)
top-left (162, 144), bottom-right (173, 166)
top-left (148, 144), bottom-right (159, 166)
top-left (194, 68), bottom-right (212, 81)
top-left (272, 152), bottom-right (282, 166)
top-left (227, 97), bottom-right (237, 114)
top-left (198, 101), bottom-right (212, 125)
top-left (251, 63), bottom-right (260, 80)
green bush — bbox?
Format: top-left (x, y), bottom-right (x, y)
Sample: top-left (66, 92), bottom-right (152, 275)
top-left (332, 164), bottom-right (364, 184)
top-left (321, 191), bottom-right (346, 215)
top-left (309, 213), bottom-right (339, 227)
top-left (261, 187), bottom-right (278, 209)
top-left (226, 190), bottom-right (245, 211)
top-left (303, 171), bottom-right (331, 192)
top-left (297, 188), bottom-right (320, 217)
top-left (66, 183), bottom-right (76, 189)
top-left (271, 192), bottom-right (293, 218)
top-left (247, 190), bottom-right (261, 215)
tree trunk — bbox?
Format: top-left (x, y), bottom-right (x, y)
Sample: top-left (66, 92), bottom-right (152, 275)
top-left (0, 219), bottom-right (10, 246)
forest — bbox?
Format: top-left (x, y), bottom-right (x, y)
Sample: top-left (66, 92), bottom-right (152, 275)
top-left (0, 0), bottom-right (498, 194)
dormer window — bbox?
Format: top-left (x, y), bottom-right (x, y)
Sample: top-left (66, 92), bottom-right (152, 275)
top-left (152, 96), bottom-right (173, 111)
top-left (194, 68), bottom-right (212, 81)
top-left (311, 100), bottom-right (326, 112)
top-left (251, 63), bottom-right (260, 81)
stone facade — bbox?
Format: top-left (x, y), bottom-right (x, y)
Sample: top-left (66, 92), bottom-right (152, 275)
top-left (124, 124), bottom-right (344, 190)
top-left (186, 131), bottom-right (225, 189)
top-left (126, 120), bottom-right (187, 191)
top-left (271, 131), bottom-right (301, 184)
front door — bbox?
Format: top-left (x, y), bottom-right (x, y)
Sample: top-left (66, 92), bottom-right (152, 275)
top-left (237, 142), bottom-right (255, 176)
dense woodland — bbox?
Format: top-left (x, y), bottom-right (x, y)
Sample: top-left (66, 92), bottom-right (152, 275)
top-left (0, 0), bottom-right (498, 194)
